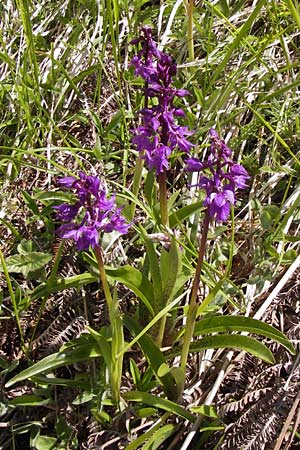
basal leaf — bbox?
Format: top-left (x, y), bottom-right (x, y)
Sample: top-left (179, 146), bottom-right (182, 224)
top-left (160, 238), bottom-right (182, 306)
top-left (143, 424), bottom-right (178, 450)
top-left (106, 266), bottom-right (155, 315)
top-left (31, 272), bottom-right (98, 300)
top-left (124, 316), bottom-right (177, 400)
top-left (169, 334), bottom-right (275, 364)
top-left (5, 339), bottom-right (100, 387)
top-left (169, 201), bottom-right (204, 228)
top-left (140, 226), bottom-right (162, 311)
top-left (193, 316), bottom-right (295, 354)
top-left (9, 394), bottom-right (50, 406)
top-left (123, 391), bottom-right (196, 423)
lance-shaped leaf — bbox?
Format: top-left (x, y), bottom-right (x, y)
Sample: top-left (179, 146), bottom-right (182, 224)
top-left (105, 266), bottom-right (155, 316)
top-left (124, 316), bottom-right (178, 401)
top-left (168, 334), bottom-right (275, 364)
top-left (5, 338), bottom-right (100, 388)
top-left (192, 316), bottom-right (295, 354)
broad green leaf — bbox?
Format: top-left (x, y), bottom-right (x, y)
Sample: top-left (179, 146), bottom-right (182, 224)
top-left (160, 238), bottom-right (182, 305)
top-left (9, 394), bottom-right (50, 406)
top-left (190, 405), bottom-right (218, 418)
top-left (140, 226), bottom-right (162, 311)
top-left (106, 266), bottom-right (155, 315)
top-left (260, 209), bottom-right (273, 229)
top-left (192, 316), bottom-right (295, 354)
top-left (169, 334), bottom-right (275, 364)
top-left (32, 435), bottom-right (57, 450)
top-left (1, 252), bottom-right (52, 277)
top-left (5, 340), bottom-right (100, 387)
top-left (17, 240), bottom-right (34, 254)
top-left (123, 391), bottom-right (196, 423)
top-left (169, 201), bottom-right (204, 228)
top-left (124, 414), bottom-right (168, 450)
top-left (282, 249), bottom-right (297, 264)
top-left (86, 327), bottom-right (112, 367)
top-left (124, 316), bottom-right (177, 401)
top-left (31, 272), bottom-right (98, 300)
top-left (143, 424), bottom-right (178, 450)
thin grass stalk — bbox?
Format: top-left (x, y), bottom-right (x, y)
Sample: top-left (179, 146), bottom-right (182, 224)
top-left (180, 210), bottom-right (209, 373)
top-left (15, 0), bottom-right (41, 104)
top-left (0, 247), bottom-right (25, 350)
top-left (183, 0), bottom-right (195, 62)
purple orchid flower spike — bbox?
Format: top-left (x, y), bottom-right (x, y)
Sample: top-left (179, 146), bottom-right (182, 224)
top-left (131, 27), bottom-right (194, 175)
top-left (53, 172), bottom-right (130, 251)
top-left (186, 129), bottom-right (250, 222)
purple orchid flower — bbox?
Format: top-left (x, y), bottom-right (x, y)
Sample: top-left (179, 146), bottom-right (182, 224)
top-left (186, 129), bottom-right (250, 222)
top-left (54, 172), bottom-right (130, 250)
top-left (131, 27), bottom-right (194, 175)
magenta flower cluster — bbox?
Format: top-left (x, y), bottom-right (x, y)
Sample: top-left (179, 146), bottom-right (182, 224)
top-left (186, 129), bottom-right (249, 222)
top-left (54, 172), bottom-right (129, 250)
top-left (131, 26), bottom-right (194, 175)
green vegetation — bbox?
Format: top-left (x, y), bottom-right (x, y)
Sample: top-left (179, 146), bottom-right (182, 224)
top-left (0, 1), bottom-right (300, 449)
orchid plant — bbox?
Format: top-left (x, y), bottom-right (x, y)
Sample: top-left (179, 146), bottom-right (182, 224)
top-left (5, 26), bottom-right (295, 429)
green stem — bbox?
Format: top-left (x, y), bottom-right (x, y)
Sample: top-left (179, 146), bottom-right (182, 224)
top-left (94, 244), bottom-right (123, 404)
top-left (180, 210), bottom-right (210, 372)
top-left (158, 171), bottom-right (169, 227)
top-left (94, 244), bottom-right (113, 312)
top-left (156, 314), bottom-right (167, 348)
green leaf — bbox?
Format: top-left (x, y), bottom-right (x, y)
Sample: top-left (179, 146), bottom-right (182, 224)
top-left (169, 201), bottom-right (204, 228)
top-left (124, 316), bottom-right (177, 401)
top-left (17, 240), bottom-right (34, 254)
top-left (22, 191), bottom-right (40, 216)
top-left (106, 266), bottom-right (155, 315)
top-left (31, 272), bottom-right (98, 300)
top-left (169, 334), bottom-right (275, 364)
top-left (0, 252), bottom-right (52, 277)
top-left (32, 435), bottom-right (57, 450)
top-left (9, 394), bottom-right (50, 406)
top-left (5, 339), bottom-right (101, 387)
top-left (143, 424), bottom-right (178, 450)
top-left (192, 316), bottom-right (295, 354)
top-left (140, 226), bottom-right (162, 311)
top-left (123, 391), bottom-right (196, 423)
top-left (190, 405), bottom-right (218, 418)
top-left (282, 249), bottom-right (297, 264)
top-left (160, 238), bottom-right (182, 306)
top-left (260, 209), bottom-right (273, 229)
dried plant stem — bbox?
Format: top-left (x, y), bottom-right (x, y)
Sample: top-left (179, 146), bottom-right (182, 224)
top-left (180, 210), bottom-right (210, 373)
top-left (158, 170), bottom-right (169, 227)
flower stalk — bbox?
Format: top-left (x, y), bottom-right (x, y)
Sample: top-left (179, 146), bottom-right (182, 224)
top-left (53, 171), bottom-right (130, 403)
top-left (180, 129), bottom-right (250, 381)
top-left (180, 209), bottom-right (209, 371)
